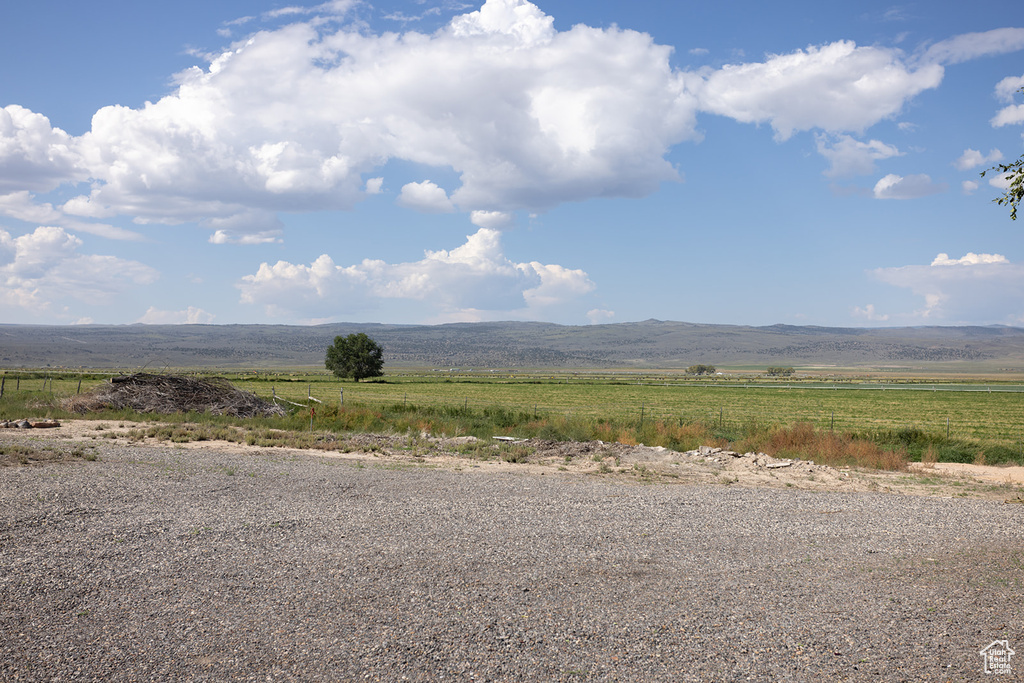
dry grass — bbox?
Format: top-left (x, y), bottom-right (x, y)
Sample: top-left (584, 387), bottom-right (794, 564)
top-left (0, 443), bottom-right (98, 466)
top-left (739, 422), bottom-right (908, 471)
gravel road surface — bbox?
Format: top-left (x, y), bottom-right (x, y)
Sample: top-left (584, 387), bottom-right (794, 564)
top-left (2, 441), bottom-right (1022, 681)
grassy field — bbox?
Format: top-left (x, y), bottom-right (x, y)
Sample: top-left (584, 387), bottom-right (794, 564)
top-left (3, 368), bottom-right (1023, 467)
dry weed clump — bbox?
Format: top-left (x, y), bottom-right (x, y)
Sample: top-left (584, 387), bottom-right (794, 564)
top-left (747, 422), bottom-right (907, 471)
top-left (63, 373), bottom-right (285, 418)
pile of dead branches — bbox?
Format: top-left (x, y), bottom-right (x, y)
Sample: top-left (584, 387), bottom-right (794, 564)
top-left (64, 373), bottom-right (285, 418)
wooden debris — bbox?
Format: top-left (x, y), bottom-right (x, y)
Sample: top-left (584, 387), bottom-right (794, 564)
top-left (63, 373), bottom-right (284, 418)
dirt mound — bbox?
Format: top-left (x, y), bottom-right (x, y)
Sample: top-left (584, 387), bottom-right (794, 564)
top-left (63, 373), bottom-right (285, 418)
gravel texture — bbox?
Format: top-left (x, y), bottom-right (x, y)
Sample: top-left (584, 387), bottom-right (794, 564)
top-left (2, 440), bottom-right (1023, 682)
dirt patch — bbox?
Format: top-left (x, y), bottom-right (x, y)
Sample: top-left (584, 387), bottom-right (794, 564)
top-left (0, 440), bottom-right (100, 467)
top-left (3, 419), bottom-right (1022, 501)
top-left (909, 461), bottom-right (1024, 485)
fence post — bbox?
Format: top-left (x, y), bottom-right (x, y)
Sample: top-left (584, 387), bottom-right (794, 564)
top-left (0, 375), bottom-right (4, 398)
top-left (339, 388), bottom-right (343, 405)
top-left (77, 378), bottom-right (82, 394)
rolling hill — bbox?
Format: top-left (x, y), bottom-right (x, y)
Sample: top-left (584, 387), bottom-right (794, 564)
top-left (2, 320), bottom-right (1023, 373)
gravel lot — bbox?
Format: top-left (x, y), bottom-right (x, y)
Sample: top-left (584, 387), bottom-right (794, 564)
top-left (2, 440), bottom-right (1022, 682)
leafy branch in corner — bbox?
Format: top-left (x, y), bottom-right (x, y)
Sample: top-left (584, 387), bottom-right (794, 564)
top-left (981, 87), bottom-right (1024, 220)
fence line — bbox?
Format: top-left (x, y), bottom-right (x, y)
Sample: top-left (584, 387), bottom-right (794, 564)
top-left (307, 388), bottom-right (1022, 443)
top-left (3, 372), bottom-right (1021, 443)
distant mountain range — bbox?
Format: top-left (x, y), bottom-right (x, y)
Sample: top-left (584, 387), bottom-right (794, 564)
top-left (2, 320), bottom-right (1023, 372)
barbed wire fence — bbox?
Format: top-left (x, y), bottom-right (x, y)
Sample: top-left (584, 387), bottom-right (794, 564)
top-left (3, 370), bottom-right (1021, 449)
top-left (295, 383), bottom-right (1024, 446)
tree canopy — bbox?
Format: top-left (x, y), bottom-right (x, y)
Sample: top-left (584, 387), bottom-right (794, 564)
top-left (325, 333), bottom-right (384, 381)
top-left (982, 156), bottom-right (1024, 220)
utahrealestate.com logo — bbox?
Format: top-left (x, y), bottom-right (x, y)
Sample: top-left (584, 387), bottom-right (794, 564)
top-left (980, 640), bottom-right (1014, 675)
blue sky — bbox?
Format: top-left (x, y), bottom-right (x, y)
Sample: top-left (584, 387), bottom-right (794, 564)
top-left (1, 0), bottom-right (1023, 327)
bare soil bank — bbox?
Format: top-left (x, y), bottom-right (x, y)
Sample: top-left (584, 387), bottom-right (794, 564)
top-left (7, 419), bottom-right (1024, 500)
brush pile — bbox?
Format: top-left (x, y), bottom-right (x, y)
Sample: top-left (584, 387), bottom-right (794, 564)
top-left (64, 373), bottom-right (285, 418)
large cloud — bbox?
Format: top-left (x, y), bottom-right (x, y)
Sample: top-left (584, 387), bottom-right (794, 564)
top-left (695, 41), bottom-right (943, 140)
top-left (56, 0), bottom-right (698, 230)
top-left (0, 106), bottom-right (89, 193)
top-left (238, 227), bottom-right (594, 321)
top-left (0, 2), bottom-right (1020, 241)
top-left (0, 226), bottom-right (158, 316)
top-left (871, 252), bottom-right (1024, 324)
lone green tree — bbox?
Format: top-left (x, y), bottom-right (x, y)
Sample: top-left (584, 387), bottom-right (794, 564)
top-left (325, 333), bottom-right (384, 381)
top-left (982, 86), bottom-right (1024, 220)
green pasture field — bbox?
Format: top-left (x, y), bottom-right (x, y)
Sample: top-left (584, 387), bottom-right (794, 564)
top-left (6, 368), bottom-right (1020, 443)
top-left (3, 369), bottom-right (1022, 464)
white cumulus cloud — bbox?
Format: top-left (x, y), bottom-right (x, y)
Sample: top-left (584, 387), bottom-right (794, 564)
top-left (931, 252), bottom-right (1009, 266)
top-left (209, 230), bottom-right (283, 245)
top-left (137, 306), bottom-right (216, 324)
top-left (996, 74), bottom-right (1024, 101)
top-left (873, 173), bottom-right (946, 199)
top-left (991, 74), bottom-right (1024, 127)
top-left (954, 148), bottom-right (1002, 171)
top-left (992, 104), bottom-right (1024, 127)
top-left (17, 0), bottom-right (697, 235)
top-left (1, 4), bottom-right (1022, 246)
top-left (816, 134), bottom-right (901, 177)
top-left (0, 191), bottom-right (144, 241)
top-left (871, 252), bottom-right (1024, 323)
top-left (0, 106), bottom-right (88, 193)
top-left (851, 304), bottom-right (889, 322)
top-left (469, 210), bottom-right (513, 229)
top-left (238, 227), bottom-right (594, 321)
top-left (695, 41), bottom-right (943, 141)
top-left (0, 226), bottom-right (158, 317)
top-left (397, 181), bottom-right (456, 213)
